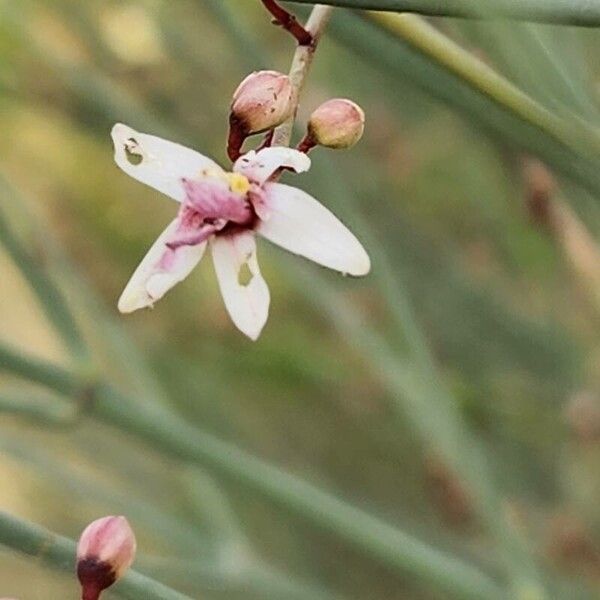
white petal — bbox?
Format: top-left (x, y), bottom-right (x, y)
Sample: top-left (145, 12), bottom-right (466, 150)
top-left (111, 123), bottom-right (223, 202)
top-left (233, 147), bottom-right (310, 185)
top-left (118, 219), bottom-right (207, 313)
top-left (257, 183), bottom-right (370, 276)
top-left (211, 232), bottom-right (270, 340)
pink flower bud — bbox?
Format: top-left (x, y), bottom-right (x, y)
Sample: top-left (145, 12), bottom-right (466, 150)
top-left (76, 516), bottom-right (136, 600)
top-left (230, 70), bottom-right (293, 135)
top-left (307, 98), bottom-right (365, 149)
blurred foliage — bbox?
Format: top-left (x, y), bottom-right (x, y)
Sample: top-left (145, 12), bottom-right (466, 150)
top-left (0, 1), bottom-right (599, 599)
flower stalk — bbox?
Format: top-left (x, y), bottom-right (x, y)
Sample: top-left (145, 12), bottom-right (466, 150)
top-left (260, 0), bottom-right (313, 45)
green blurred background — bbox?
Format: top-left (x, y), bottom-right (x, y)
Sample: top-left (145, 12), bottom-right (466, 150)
top-left (1, 1), bottom-right (599, 599)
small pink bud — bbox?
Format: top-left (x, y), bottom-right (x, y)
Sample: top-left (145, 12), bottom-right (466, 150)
top-left (76, 516), bottom-right (136, 600)
top-left (307, 98), bottom-right (365, 149)
top-left (230, 70), bottom-right (293, 135)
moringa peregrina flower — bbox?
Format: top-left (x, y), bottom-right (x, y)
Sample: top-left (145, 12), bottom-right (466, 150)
top-left (112, 123), bottom-right (370, 340)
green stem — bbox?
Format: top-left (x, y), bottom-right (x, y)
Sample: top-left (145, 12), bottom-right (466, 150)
top-left (328, 11), bottom-right (600, 203)
top-left (0, 342), bottom-right (76, 393)
top-left (287, 259), bottom-right (546, 598)
top-left (0, 435), bottom-right (213, 556)
top-left (287, 0), bottom-right (600, 26)
top-left (0, 172), bottom-right (169, 412)
top-left (0, 511), bottom-right (193, 600)
top-left (0, 202), bottom-right (88, 362)
top-left (0, 343), bottom-right (503, 600)
top-left (0, 392), bottom-right (75, 426)
top-left (140, 556), bottom-right (344, 600)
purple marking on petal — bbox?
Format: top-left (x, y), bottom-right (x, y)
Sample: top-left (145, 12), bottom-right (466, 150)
top-left (157, 248), bottom-right (176, 271)
top-left (166, 223), bottom-right (220, 250)
top-left (181, 178), bottom-right (252, 224)
top-left (248, 185), bottom-right (270, 221)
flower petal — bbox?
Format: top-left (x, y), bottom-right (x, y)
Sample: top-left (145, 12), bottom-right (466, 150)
top-left (257, 183), bottom-right (370, 276)
top-left (118, 219), bottom-right (207, 313)
top-left (233, 147), bottom-right (310, 185)
top-left (211, 231), bottom-right (270, 340)
top-left (111, 123), bottom-right (223, 202)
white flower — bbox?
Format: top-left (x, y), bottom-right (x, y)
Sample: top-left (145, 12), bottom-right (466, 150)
top-left (112, 123), bottom-right (370, 340)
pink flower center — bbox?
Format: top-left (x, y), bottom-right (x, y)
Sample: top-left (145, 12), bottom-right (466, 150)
top-left (167, 176), bottom-right (264, 250)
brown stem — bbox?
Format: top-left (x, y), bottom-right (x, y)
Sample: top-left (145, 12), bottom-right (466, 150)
top-left (261, 0), bottom-right (313, 45)
top-left (296, 133), bottom-right (316, 154)
top-left (270, 135), bottom-right (315, 180)
top-left (257, 129), bottom-right (275, 151)
top-left (227, 114), bottom-right (248, 161)
top-left (81, 585), bottom-right (102, 600)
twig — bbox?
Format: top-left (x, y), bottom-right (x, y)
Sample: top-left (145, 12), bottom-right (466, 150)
top-left (0, 201), bottom-right (89, 363)
top-left (0, 392), bottom-right (75, 426)
top-left (327, 11), bottom-right (600, 204)
top-left (261, 0), bottom-right (313, 45)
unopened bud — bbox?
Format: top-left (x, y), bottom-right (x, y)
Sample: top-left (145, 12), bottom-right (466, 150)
top-left (77, 516), bottom-right (136, 600)
top-left (230, 70), bottom-right (293, 135)
top-left (307, 98), bottom-right (365, 149)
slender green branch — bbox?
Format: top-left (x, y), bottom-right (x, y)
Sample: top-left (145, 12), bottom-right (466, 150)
top-left (139, 556), bottom-right (343, 600)
top-left (0, 343), bottom-right (503, 600)
top-left (0, 511), bottom-right (193, 600)
top-left (181, 470), bottom-right (343, 600)
top-left (0, 173), bottom-right (169, 413)
top-left (0, 392), bottom-right (75, 426)
top-left (287, 0), bottom-right (600, 26)
top-left (0, 435), bottom-right (213, 556)
top-left (182, 468), bottom-right (249, 547)
top-left (0, 342), bottom-right (76, 393)
top-left (287, 258), bottom-right (551, 598)
top-left (328, 11), bottom-right (600, 204)
top-left (368, 12), bottom-right (565, 140)
top-left (0, 202), bottom-right (88, 362)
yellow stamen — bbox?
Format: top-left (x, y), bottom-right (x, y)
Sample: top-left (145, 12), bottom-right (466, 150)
top-left (199, 169), bottom-right (250, 195)
top-left (226, 173), bottom-right (251, 195)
